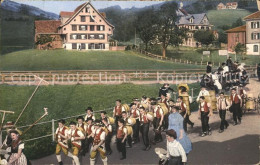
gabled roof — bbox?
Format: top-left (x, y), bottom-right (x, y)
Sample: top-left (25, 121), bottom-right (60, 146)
top-left (244, 11), bottom-right (260, 20)
top-left (60, 2), bottom-right (114, 28)
top-left (176, 13), bottom-right (210, 25)
top-left (35, 20), bottom-right (61, 34)
top-left (60, 11), bottom-right (74, 17)
top-left (226, 25), bottom-right (246, 33)
top-left (218, 3), bottom-right (225, 6)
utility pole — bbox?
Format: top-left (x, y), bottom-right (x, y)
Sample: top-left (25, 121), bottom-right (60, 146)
top-left (135, 28), bottom-right (137, 46)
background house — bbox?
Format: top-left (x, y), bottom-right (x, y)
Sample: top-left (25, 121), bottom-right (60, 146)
top-left (226, 25), bottom-right (246, 53)
top-left (217, 2), bottom-right (238, 10)
top-left (35, 2), bottom-right (114, 50)
top-left (176, 13), bottom-right (213, 47)
top-left (244, 11), bottom-right (260, 55)
top-left (217, 3), bottom-right (226, 10)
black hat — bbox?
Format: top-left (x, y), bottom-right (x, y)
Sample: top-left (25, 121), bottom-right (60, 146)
top-left (86, 118), bottom-right (93, 122)
top-left (76, 116), bottom-right (84, 121)
top-left (142, 95), bottom-right (147, 99)
top-left (93, 119), bottom-right (102, 126)
top-left (69, 121), bottom-right (77, 126)
top-left (100, 111), bottom-right (107, 114)
top-left (58, 119), bottom-right (65, 125)
top-left (130, 103), bottom-right (136, 107)
top-left (86, 107), bottom-right (93, 112)
top-left (132, 98), bottom-right (140, 101)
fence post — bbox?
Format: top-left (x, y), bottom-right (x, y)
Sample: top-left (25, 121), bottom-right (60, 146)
top-left (201, 61), bottom-right (202, 65)
top-left (191, 88), bottom-right (194, 99)
top-left (52, 119), bottom-right (55, 142)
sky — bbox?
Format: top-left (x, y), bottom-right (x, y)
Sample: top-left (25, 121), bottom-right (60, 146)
top-left (13, 0), bottom-right (167, 14)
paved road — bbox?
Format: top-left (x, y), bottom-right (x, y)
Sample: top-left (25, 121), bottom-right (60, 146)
top-left (31, 79), bottom-right (260, 165)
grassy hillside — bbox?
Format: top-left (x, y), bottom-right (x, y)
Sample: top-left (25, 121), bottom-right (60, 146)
top-left (0, 49), bottom-right (204, 71)
top-left (0, 83), bottom-right (200, 159)
top-left (207, 9), bottom-right (251, 29)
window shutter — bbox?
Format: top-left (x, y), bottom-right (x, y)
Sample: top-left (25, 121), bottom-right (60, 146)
top-left (251, 33), bottom-right (254, 40)
top-left (251, 22), bottom-right (254, 28)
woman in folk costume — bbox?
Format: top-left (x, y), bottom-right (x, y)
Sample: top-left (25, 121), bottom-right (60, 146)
top-left (168, 106), bottom-right (192, 154)
top-left (8, 130), bottom-right (27, 165)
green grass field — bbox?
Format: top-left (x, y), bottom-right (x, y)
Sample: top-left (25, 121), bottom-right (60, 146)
top-left (0, 49), bottom-right (204, 71)
top-left (0, 83), bottom-right (200, 159)
top-left (207, 9), bottom-right (251, 29)
top-left (152, 46), bottom-right (260, 66)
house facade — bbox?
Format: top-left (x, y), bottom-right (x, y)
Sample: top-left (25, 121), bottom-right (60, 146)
top-left (244, 11), bottom-right (260, 55)
top-left (176, 13), bottom-right (214, 47)
top-left (226, 25), bottom-right (246, 53)
top-left (35, 2), bottom-right (114, 50)
top-left (217, 2), bottom-right (238, 10)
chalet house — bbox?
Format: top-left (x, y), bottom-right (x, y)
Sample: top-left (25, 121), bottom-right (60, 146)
top-left (226, 25), bottom-right (246, 53)
top-left (244, 11), bottom-right (260, 55)
top-left (176, 13), bottom-right (214, 47)
top-left (258, 0), bottom-right (260, 10)
top-left (226, 2), bottom-right (238, 9)
top-left (35, 2), bottom-right (115, 50)
top-left (217, 2), bottom-right (238, 10)
top-left (217, 3), bottom-right (226, 10)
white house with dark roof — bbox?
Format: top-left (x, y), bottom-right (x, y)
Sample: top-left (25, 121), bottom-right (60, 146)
top-left (176, 13), bottom-right (214, 47)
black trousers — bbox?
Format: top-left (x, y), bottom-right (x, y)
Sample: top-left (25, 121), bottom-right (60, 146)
top-left (105, 133), bottom-right (112, 153)
top-left (219, 110), bottom-right (228, 130)
top-left (231, 103), bottom-right (242, 123)
top-left (180, 112), bottom-right (193, 132)
top-left (84, 137), bottom-right (93, 153)
top-left (163, 114), bottom-right (169, 130)
top-left (168, 156), bottom-right (183, 165)
top-left (153, 117), bottom-right (162, 141)
top-left (115, 115), bottom-right (121, 130)
top-left (132, 119), bottom-right (140, 142)
top-left (127, 135), bottom-right (132, 147)
top-left (201, 112), bottom-right (210, 133)
top-left (140, 122), bottom-right (150, 148)
top-left (116, 138), bottom-right (126, 158)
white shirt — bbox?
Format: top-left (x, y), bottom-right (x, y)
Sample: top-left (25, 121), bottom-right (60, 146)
top-left (104, 124), bottom-right (112, 133)
top-left (68, 129), bottom-right (85, 146)
top-left (200, 102), bottom-right (211, 112)
top-left (196, 90), bottom-right (210, 102)
top-left (84, 114), bottom-right (96, 121)
top-left (153, 106), bottom-right (164, 117)
top-left (167, 140), bottom-right (187, 162)
top-left (113, 105), bottom-right (126, 115)
top-left (223, 66), bottom-right (229, 76)
top-left (55, 126), bottom-right (68, 139)
top-left (76, 123), bottom-right (87, 133)
top-left (217, 97), bottom-right (231, 110)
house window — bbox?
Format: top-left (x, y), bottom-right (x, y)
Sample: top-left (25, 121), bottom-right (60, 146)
top-left (190, 18), bottom-right (193, 23)
top-left (90, 25), bottom-right (95, 31)
top-left (195, 26), bottom-right (199, 29)
top-left (201, 26), bottom-right (205, 30)
top-left (79, 25), bottom-right (87, 31)
top-left (72, 43), bottom-right (77, 49)
top-left (98, 34), bottom-right (104, 39)
top-left (85, 7), bottom-right (90, 13)
top-left (81, 16), bottom-right (86, 22)
top-left (81, 35), bottom-right (86, 40)
top-left (206, 27), bottom-right (209, 30)
top-left (253, 45), bottom-right (258, 52)
top-left (89, 34), bottom-right (95, 39)
top-left (109, 28), bottom-right (111, 31)
top-left (89, 43), bottom-right (95, 49)
top-left (251, 33), bottom-right (260, 40)
top-left (97, 25), bottom-right (105, 31)
top-left (81, 43), bottom-right (86, 50)
top-left (90, 16), bottom-right (95, 22)
top-left (100, 20), bottom-right (102, 22)
top-left (251, 22), bottom-right (260, 29)
top-left (64, 28), bottom-right (66, 31)
top-left (71, 34), bottom-right (77, 40)
top-left (72, 25), bottom-right (77, 31)
top-left (99, 43), bottom-right (105, 49)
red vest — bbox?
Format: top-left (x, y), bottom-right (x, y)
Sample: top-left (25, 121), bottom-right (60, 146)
top-left (180, 102), bottom-right (186, 112)
top-left (200, 101), bottom-right (209, 112)
top-left (160, 99), bottom-right (169, 109)
top-left (71, 129), bottom-right (81, 149)
top-left (87, 125), bottom-right (93, 135)
top-left (141, 114), bottom-right (148, 123)
top-left (57, 127), bottom-right (67, 141)
top-left (239, 89), bottom-right (244, 96)
top-left (77, 124), bottom-right (86, 132)
top-left (132, 109), bottom-right (139, 118)
top-left (156, 107), bottom-right (161, 118)
top-left (231, 94), bottom-right (240, 104)
top-left (114, 105), bottom-right (122, 116)
top-left (117, 127), bottom-right (125, 139)
top-left (93, 128), bottom-right (104, 145)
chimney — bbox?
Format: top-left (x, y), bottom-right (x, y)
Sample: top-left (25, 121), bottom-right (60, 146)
top-left (257, 0), bottom-right (260, 11)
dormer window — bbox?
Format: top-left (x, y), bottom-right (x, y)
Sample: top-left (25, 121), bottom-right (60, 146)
top-left (86, 7), bottom-right (90, 13)
top-left (190, 18), bottom-right (193, 23)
